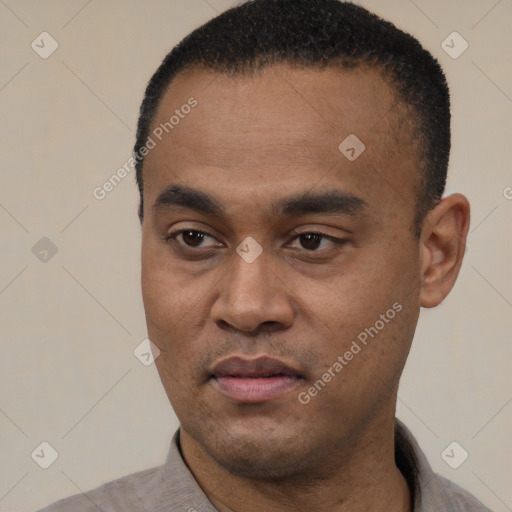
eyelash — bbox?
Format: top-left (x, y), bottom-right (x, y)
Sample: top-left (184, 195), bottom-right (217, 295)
top-left (164, 229), bottom-right (218, 247)
top-left (164, 229), bottom-right (347, 251)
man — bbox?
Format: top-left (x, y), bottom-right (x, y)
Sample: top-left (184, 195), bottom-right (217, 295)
top-left (38, 0), bottom-right (491, 511)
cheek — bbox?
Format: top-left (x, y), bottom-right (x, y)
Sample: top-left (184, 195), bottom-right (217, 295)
top-left (298, 286), bottom-right (417, 426)
top-left (299, 241), bottom-right (420, 372)
top-left (141, 269), bottom-right (210, 372)
top-left (142, 257), bottom-right (207, 408)
top-left (141, 237), bottom-right (210, 341)
top-left (140, 239), bottom-right (220, 393)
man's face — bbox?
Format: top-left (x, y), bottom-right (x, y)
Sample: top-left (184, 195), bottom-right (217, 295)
top-left (141, 64), bottom-right (423, 478)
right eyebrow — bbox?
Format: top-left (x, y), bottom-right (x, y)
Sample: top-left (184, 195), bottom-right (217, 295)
top-left (153, 184), bottom-right (225, 216)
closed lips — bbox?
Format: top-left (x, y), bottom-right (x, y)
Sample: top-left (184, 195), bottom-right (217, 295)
top-left (211, 356), bottom-right (304, 379)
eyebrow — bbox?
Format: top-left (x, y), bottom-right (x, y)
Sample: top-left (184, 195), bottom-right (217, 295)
top-left (153, 184), bottom-right (367, 218)
top-left (154, 185), bottom-right (224, 215)
top-left (274, 190), bottom-right (367, 217)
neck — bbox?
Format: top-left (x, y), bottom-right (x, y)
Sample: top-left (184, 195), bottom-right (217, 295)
top-left (180, 414), bottom-right (412, 512)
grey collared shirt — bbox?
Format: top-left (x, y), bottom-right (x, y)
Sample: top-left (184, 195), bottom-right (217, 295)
top-left (36, 420), bottom-right (492, 512)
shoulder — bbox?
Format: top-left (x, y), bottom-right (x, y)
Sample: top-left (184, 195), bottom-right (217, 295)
top-left (424, 473), bottom-right (494, 512)
top-left (34, 430), bottom-right (215, 512)
top-left (34, 465), bottom-right (161, 512)
top-left (394, 420), bottom-right (493, 512)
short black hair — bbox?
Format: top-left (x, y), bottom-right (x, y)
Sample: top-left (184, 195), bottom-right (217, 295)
top-left (134, 0), bottom-right (450, 236)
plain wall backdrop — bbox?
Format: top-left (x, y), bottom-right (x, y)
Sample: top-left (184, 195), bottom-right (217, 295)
top-left (1, 1), bottom-right (511, 511)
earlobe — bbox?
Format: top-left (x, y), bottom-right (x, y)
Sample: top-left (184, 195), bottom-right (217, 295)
top-left (419, 194), bottom-right (470, 308)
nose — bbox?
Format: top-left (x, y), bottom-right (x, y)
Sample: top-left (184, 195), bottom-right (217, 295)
top-left (211, 249), bottom-right (295, 334)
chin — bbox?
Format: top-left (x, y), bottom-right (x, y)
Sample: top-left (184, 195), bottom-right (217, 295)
top-left (191, 418), bottom-right (314, 480)
top-left (209, 437), bottom-right (310, 480)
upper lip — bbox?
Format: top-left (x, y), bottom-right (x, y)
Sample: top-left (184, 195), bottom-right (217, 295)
top-left (211, 356), bottom-right (303, 379)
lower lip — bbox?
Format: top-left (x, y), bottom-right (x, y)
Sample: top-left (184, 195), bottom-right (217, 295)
top-left (213, 376), bottom-right (300, 403)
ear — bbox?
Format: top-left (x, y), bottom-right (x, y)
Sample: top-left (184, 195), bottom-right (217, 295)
top-left (419, 193), bottom-right (470, 308)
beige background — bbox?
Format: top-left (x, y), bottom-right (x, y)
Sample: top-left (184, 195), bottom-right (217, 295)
top-left (1, 1), bottom-right (511, 511)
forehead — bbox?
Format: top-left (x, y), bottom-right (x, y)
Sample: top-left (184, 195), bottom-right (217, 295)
top-left (152, 63), bottom-right (399, 148)
top-left (143, 64), bottom-right (419, 219)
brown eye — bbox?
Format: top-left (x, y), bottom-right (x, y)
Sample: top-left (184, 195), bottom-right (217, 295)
top-left (165, 229), bottom-right (221, 250)
top-left (299, 233), bottom-right (323, 250)
top-left (288, 232), bottom-right (346, 252)
top-left (181, 230), bottom-right (207, 247)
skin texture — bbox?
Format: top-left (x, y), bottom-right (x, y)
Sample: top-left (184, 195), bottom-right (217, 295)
top-left (140, 64), bottom-right (470, 512)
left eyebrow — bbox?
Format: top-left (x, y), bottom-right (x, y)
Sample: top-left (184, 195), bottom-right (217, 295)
top-left (272, 190), bottom-right (368, 217)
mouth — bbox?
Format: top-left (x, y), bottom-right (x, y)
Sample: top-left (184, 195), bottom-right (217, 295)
top-left (210, 356), bottom-right (304, 404)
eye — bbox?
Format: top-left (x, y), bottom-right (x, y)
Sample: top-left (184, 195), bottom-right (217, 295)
top-left (288, 232), bottom-right (345, 251)
top-left (166, 229), bottom-right (221, 248)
